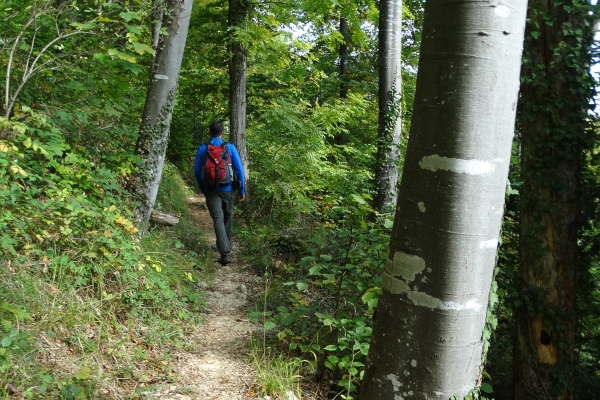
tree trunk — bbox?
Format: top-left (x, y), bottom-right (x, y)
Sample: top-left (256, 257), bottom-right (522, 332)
top-left (359, 2), bottom-right (527, 399)
top-left (228, 0), bottom-right (250, 192)
top-left (134, 0), bottom-right (193, 224)
top-left (514, 1), bottom-right (595, 398)
top-left (373, 0), bottom-right (402, 212)
top-left (339, 16), bottom-right (349, 99)
top-left (149, 0), bottom-right (164, 79)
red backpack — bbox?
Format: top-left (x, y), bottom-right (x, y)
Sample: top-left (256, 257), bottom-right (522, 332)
top-left (201, 143), bottom-right (234, 187)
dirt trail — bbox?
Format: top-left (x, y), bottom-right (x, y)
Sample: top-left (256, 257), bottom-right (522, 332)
top-left (162, 196), bottom-right (260, 400)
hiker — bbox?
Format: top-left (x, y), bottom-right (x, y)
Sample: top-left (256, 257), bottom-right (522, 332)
top-left (194, 121), bottom-right (245, 265)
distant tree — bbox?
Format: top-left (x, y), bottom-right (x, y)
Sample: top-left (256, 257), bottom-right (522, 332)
top-left (228, 0), bottom-right (250, 191)
top-left (134, 0), bottom-right (193, 224)
top-left (339, 16), bottom-right (350, 99)
top-left (514, 1), bottom-right (596, 398)
top-left (373, 0), bottom-right (402, 212)
top-left (359, 2), bottom-right (528, 398)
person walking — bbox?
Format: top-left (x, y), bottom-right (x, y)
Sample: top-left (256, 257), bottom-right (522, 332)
top-left (194, 122), bottom-right (245, 265)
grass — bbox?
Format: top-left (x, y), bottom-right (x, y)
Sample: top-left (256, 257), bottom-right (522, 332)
top-left (251, 340), bottom-right (305, 400)
top-left (0, 161), bottom-right (213, 398)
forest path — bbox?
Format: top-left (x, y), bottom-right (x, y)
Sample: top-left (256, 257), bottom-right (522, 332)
top-left (164, 195), bottom-right (260, 400)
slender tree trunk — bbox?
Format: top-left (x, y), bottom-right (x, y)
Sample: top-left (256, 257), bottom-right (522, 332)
top-left (359, 2), bottom-right (527, 399)
top-left (339, 16), bottom-right (349, 99)
top-left (134, 0), bottom-right (193, 224)
top-left (373, 0), bottom-right (402, 212)
top-left (514, 1), bottom-right (595, 398)
top-left (149, 0), bottom-right (164, 79)
top-left (228, 0), bottom-right (250, 192)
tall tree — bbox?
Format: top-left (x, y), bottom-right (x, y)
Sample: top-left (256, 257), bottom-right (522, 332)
top-left (359, 2), bottom-right (528, 398)
top-left (134, 0), bottom-right (193, 223)
top-left (373, 0), bottom-right (402, 212)
top-left (339, 16), bottom-right (350, 99)
top-left (514, 1), bottom-right (596, 398)
top-left (228, 0), bottom-right (250, 190)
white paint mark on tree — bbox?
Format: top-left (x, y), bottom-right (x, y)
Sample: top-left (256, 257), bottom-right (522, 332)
top-left (419, 154), bottom-right (495, 176)
top-left (154, 74), bottom-right (169, 79)
top-left (494, 5), bottom-right (511, 18)
top-left (479, 239), bottom-right (498, 248)
top-left (418, 201), bottom-right (426, 212)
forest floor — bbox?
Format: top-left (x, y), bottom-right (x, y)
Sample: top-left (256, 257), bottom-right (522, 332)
top-left (152, 195), bottom-right (326, 400)
top-left (161, 195), bottom-right (260, 400)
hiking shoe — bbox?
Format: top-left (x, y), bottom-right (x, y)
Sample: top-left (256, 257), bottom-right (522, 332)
top-left (219, 254), bottom-right (231, 265)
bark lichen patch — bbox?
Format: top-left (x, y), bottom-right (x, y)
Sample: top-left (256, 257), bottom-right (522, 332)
top-left (384, 273), bottom-right (483, 311)
top-left (418, 201), bottom-right (426, 212)
top-left (411, 359), bottom-right (417, 367)
top-left (382, 272), bottom-right (410, 294)
top-left (386, 374), bottom-right (402, 392)
top-left (385, 251), bottom-right (426, 282)
top-left (419, 154), bottom-right (495, 176)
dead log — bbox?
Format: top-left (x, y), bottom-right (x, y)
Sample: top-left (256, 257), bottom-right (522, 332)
top-left (150, 210), bottom-right (180, 226)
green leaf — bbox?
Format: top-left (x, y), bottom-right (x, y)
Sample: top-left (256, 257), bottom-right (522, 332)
top-left (120, 11), bottom-right (141, 21)
top-left (319, 254), bottom-right (332, 262)
top-left (264, 321), bottom-right (277, 330)
top-left (296, 282), bottom-right (308, 291)
top-left (384, 219), bottom-right (394, 229)
top-left (130, 42), bottom-right (154, 55)
top-left (124, 24), bottom-right (142, 35)
top-left (248, 311), bottom-right (263, 319)
top-left (308, 266), bottom-right (321, 275)
top-left (480, 382), bottom-right (493, 394)
top-left (324, 345), bottom-right (337, 351)
top-left (75, 366), bottom-right (91, 380)
top-left (1, 335), bottom-right (13, 348)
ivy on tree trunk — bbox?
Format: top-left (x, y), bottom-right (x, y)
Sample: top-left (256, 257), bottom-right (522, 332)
top-left (514, 1), bottom-right (596, 398)
top-left (359, 2), bottom-right (527, 398)
top-left (134, 0), bottom-right (193, 224)
top-left (373, 0), bottom-right (402, 212)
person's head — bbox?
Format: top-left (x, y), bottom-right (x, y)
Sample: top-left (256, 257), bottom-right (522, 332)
top-left (209, 121), bottom-right (224, 137)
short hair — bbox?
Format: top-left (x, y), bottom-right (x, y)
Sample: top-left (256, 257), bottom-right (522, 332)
top-left (209, 121), bottom-right (224, 137)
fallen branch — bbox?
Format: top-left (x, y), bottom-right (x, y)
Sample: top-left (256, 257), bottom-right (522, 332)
top-left (150, 210), bottom-right (180, 226)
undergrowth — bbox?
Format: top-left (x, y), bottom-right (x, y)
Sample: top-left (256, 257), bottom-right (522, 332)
top-left (0, 111), bottom-right (210, 398)
top-left (240, 194), bottom-right (391, 399)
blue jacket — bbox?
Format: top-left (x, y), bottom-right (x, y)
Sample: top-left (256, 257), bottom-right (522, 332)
top-left (194, 137), bottom-right (245, 195)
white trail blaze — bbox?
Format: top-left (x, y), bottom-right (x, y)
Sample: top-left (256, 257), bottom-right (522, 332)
top-left (419, 154), bottom-right (495, 176)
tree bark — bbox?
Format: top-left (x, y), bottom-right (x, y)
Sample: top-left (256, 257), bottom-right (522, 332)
top-left (359, 2), bottom-right (527, 399)
top-left (373, 0), bottom-right (402, 212)
top-left (134, 0), bottom-right (193, 224)
top-left (228, 0), bottom-right (250, 193)
top-left (514, 1), bottom-right (595, 398)
top-left (339, 16), bottom-right (349, 99)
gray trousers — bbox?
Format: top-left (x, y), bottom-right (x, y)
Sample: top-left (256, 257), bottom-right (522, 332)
top-left (205, 190), bottom-right (235, 256)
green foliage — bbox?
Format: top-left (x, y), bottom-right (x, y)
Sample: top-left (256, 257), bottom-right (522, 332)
top-left (0, 112), bottom-right (209, 396)
top-left (243, 195), bottom-right (390, 396)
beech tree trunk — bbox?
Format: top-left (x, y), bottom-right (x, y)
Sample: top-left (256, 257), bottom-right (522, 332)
top-left (359, 2), bottom-right (527, 399)
top-left (228, 0), bottom-right (250, 191)
top-left (339, 16), bottom-right (349, 99)
top-left (134, 0), bottom-right (193, 223)
top-left (373, 0), bottom-right (402, 212)
top-left (514, 2), bottom-right (595, 398)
